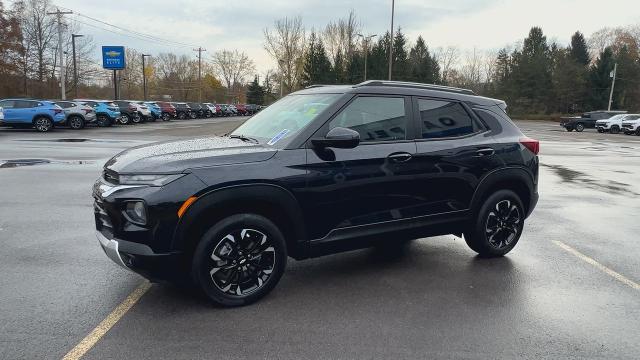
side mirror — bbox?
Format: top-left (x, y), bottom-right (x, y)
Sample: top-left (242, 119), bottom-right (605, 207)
top-left (312, 127), bottom-right (360, 149)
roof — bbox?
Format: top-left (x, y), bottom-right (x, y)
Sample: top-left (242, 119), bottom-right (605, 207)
top-left (294, 80), bottom-right (503, 107)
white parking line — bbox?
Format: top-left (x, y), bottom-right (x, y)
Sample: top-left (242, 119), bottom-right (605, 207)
top-left (553, 240), bottom-right (640, 291)
top-left (61, 281), bottom-right (151, 360)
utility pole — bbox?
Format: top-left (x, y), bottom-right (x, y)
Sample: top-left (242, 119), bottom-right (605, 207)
top-left (71, 34), bottom-right (83, 99)
top-left (193, 47), bottom-right (206, 102)
top-left (608, 62), bottom-right (618, 111)
top-left (142, 54), bottom-right (151, 101)
top-left (388, 0), bottom-right (395, 80)
top-left (278, 59), bottom-right (285, 98)
top-left (358, 34), bottom-right (377, 81)
top-left (47, 8), bottom-right (73, 100)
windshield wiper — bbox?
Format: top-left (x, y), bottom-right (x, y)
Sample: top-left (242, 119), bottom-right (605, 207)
top-left (229, 134), bottom-right (260, 144)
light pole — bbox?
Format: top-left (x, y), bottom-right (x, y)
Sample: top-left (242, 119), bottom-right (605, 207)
top-left (278, 59), bottom-right (285, 98)
top-left (142, 54), bottom-right (151, 101)
top-left (71, 34), bottom-right (83, 99)
top-left (608, 63), bottom-right (618, 111)
top-left (388, 0), bottom-right (395, 80)
top-left (357, 34), bottom-right (377, 81)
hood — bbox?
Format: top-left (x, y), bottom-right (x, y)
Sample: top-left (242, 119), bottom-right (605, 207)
top-left (104, 137), bottom-right (277, 173)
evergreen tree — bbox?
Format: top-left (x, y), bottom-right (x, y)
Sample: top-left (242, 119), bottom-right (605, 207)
top-left (301, 31), bottom-right (333, 86)
top-left (589, 47), bottom-right (616, 110)
top-left (569, 31), bottom-right (590, 66)
top-left (392, 28), bottom-right (410, 80)
top-left (613, 45), bottom-right (640, 110)
top-left (246, 76), bottom-right (265, 105)
top-left (368, 32), bottom-right (391, 80)
top-left (409, 36), bottom-right (440, 84)
top-left (334, 49), bottom-right (346, 84)
top-left (510, 27), bottom-right (553, 113)
top-left (347, 51), bottom-right (364, 83)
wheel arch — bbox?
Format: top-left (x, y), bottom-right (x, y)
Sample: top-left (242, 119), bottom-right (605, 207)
top-left (172, 183), bottom-right (307, 260)
top-left (470, 167), bottom-right (535, 219)
top-left (31, 113), bottom-right (54, 123)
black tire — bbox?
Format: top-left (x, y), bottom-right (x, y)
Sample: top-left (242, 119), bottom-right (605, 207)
top-left (597, 128), bottom-right (603, 133)
top-left (97, 115), bottom-right (111, 127)
top-left (120, 114), bottom-right (131, 125)
top-left (636, 128), bottom-right (640, 136)
top-left (575, 123), bottom-right (585, 132)
top-left (610, 126), bottom-right (620, 134)
top-left (132, 114), bottom-right (143, 124)
top-left (566, 128), bottom-right (573, 132)
top-left (33, 116), bottom-right (53, 132)
top-left (189, 112), bottom-right (197, 119)
top-left (68, 115), bottom-right (85, 130)
top-left (178, 112), bottom-right (187, 120)
top-left (191, 214), bottom-right (287, 307)
top-left (161, 112), bottom-right (171, 121)
top-left (464, 190), bottom-right (525, 257)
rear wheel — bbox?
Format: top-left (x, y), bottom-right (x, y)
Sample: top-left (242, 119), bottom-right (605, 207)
top-left (161, 112), bottom-right (171, 121)
top-left (610, 125), bottom-right (620, 134)
top-left (178, 112), bottom-right (186, 120)
top-left (191, 214), bottom-right (287, 307)
top-left (575, 123), bottom-right (585, 132)
top-left (68, 115), bottom-right (85, 130)
top-left (464, 190), bottom-right (525, 257)
top-left (565, 127), bottom-right (573, 132)
top-left (636, 128), bottom-right (640, 136)
top-left (34, 116), bottom-right (53, 132)
top-left (132, 114), bottom-right (142, 124)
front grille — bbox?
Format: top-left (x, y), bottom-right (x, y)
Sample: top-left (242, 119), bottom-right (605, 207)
top-left (103, 169), bottom-right (119, 185)
top-left (94, 199), bottom-right (114, 239)
top-left (622, 124), bottom-right (632, 128)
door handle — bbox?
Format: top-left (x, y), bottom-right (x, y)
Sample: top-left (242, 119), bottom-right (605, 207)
top-left (474, 148), bottom-right (495, 157)
top-left (387, 152), bottom-right (412, 163)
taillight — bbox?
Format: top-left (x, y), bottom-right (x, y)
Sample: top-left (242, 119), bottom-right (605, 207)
top-left (520, 137), bottom-right (539, 155)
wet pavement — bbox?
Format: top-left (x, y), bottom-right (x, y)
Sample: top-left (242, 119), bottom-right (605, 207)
top-left (0, 119), bottom-right (638, 359)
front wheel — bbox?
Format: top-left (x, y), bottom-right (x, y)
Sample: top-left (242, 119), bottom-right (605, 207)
top-left (132, 114), bottom-right (142, 124)
top-left (575, 123), bottom-right (585, 132)
top-left (120, 114), bottom-right (131, 125)
top-left (464, 190), bottom-right (525, 257)
top-left (636, 128), bottom-right (640, 136)
top-left (161, 113), bottom-right (171, 121)
top-left (97, 115), bottom-right (111, 127)
top-left (610, 126), bottom-right (620, 134)
top-left (68, 115), bottom-right (85, 130)
top-left (191, 214), bottom-right (287, 307)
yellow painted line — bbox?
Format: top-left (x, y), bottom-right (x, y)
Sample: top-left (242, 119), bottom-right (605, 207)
top-left (61, 281), bottom-right (152, 360)
top-left (553, 240), bottom-right (640, 291)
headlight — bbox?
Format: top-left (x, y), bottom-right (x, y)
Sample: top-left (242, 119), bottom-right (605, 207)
top-left (125, 201), bottom-right (147, 225)
top-left (119, 173), bottom-right (185, 186)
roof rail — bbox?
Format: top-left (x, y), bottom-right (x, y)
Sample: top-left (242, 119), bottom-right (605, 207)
top-left (354, 80), bottom-right (476, 95)
top-left (305, 84), bottom-right (329, 89)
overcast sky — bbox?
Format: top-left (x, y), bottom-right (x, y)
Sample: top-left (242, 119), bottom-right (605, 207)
top-left (43, 0), bottom-right (640, 74)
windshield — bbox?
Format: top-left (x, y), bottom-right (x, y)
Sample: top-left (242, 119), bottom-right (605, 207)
top-left (231, 93), bottom-right (341, 147)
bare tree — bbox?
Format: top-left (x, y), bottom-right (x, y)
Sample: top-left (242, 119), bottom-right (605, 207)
top-left (17, 0), bottom-right (57, 85)
top-left (263, 16), bottom-right (306, 94)
top-left (211, 49), bottom-right (255, 93)
top-left (323, 10), bottom-right (360, 64)
top-left (434, 46), bottom-right (460, 85)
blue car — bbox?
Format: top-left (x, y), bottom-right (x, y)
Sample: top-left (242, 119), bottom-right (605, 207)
top-left (142, 101), bottom-right (162, 121)
top-left (76, 100), bottom-right (121, 127)
top-left (0, 98), bottom-right (66, 132)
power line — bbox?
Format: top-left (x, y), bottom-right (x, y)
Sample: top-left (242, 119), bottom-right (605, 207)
top-left (54, 4), bottom-right (200, 48)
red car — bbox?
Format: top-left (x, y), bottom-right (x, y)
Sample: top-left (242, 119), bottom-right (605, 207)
top-left (157, 101), bottom-right (177, 120)
top-left (235, 104), bottom-right (248, 116)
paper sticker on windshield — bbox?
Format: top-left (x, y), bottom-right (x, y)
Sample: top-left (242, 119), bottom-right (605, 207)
top-left (268, 129), bottom-right (290, 145)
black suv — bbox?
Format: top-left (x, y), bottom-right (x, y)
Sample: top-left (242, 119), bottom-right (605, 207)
top-left (94, 81), bottom-right (539, 306)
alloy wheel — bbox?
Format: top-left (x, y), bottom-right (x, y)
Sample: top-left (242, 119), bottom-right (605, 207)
top-left (208, 228), bottom-right (276, 297)
top-left (35, 117), bottom-right (52, 132)
top-left (485, 200), bottom-right (521, 250)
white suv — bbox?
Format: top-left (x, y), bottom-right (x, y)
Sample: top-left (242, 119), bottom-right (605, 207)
top-left (621, 114), bottom-right (640, 135)
top-left (595, 114), bottom-right (629, 134)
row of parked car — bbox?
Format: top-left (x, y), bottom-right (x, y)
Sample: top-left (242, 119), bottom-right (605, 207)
top-left (0, 98), bottom-right (262, 132)
top-left (560, 110), bottom-right (640, 135)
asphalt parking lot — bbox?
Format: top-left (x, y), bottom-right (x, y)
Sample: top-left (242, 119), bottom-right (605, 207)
top-left (1, 119), bottom-right (639, 359)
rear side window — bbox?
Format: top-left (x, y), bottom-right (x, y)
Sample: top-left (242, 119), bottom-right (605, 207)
top-left (14, 100), bottom-right (35, 108)
top-left (0, 100), bottom-right (15, 108)
top-left (417, 99), bottom-right (475, 139)
top-left (329, 96), bottom-right (407, 142)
